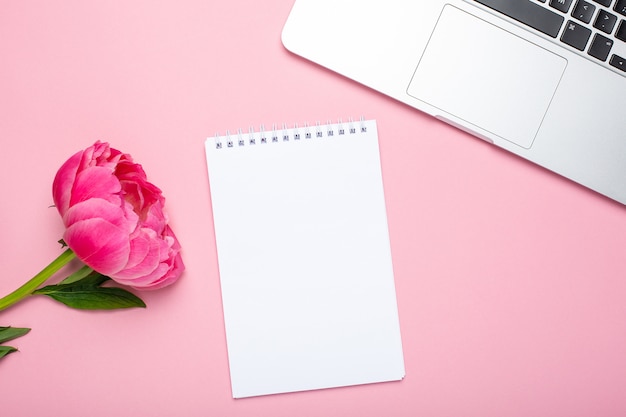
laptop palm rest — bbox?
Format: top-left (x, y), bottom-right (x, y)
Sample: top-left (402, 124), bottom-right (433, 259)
top-left (407, 5), bottom-right (566, 149)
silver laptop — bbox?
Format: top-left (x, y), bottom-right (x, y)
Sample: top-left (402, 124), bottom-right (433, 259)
top-left (282, 0), bottom-right (626, 204)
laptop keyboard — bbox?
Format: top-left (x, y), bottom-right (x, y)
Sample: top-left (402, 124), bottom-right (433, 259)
top-left (472, 0), bottom-right (626, 76)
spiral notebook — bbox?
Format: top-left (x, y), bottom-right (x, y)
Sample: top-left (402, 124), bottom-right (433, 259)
top-left (205, 118), bottom-right (405, 398)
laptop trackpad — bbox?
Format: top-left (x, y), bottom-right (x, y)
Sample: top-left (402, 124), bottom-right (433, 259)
top-left (407, 5), bottom-right (566, 149)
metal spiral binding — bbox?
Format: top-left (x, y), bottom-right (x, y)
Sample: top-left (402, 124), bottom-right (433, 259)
top-left (213, 117), bottom-right (367, 149)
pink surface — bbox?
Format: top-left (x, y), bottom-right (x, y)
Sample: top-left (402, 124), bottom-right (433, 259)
top-left (1, 1), bottom-right (625, 416)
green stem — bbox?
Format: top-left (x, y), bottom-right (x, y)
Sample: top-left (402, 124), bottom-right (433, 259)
top-left (0, 248), bottom-right (76, 312)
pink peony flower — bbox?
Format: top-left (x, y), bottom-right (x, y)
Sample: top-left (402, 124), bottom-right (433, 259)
top-left (52, 141), bottom-right (184, 290)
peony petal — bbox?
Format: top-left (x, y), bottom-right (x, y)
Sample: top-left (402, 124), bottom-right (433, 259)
top-left (63, 197), bottom-right (138, 234)
top-left (141, 203), bottom-right (168, 235)
top-left (113, 229), bottom-right (161, 279)
top-left (52, 150), bottom-right (83, 216)
top-left (77, 142), bottom-right (100, 171)
top-left (115, 160), bottom-right (148, 181)
top-left (64, 217), bottom-right (130, 275)
top-left (118, 170), bottom-right (164, 218)
top-left (113, 263), bottom-right (168, 287)
top-left (112, 226), bottom-right (184, 289)
top-left (78, 141), bottom-right (123, 171)
top-left (123, 230), bottom-right (152, 270)
top-left (70, 166), bottom-right (122, 208)
top-left (163, 225), bottom-right (182, 251)
top-left (134, 251), bottom-right (185, 290)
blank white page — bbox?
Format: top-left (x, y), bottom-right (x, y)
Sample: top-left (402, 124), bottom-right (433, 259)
top-left (205, 119), bottom-right (404, 398)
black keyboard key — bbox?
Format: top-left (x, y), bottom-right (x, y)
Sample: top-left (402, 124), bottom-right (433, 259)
top-left (593, 0), bottom-right (612, 6)
top-left (588, 33), bottom-right (614, 60)
top-left (572, 0), bottom-right (596, 23)
top-left (561, 20), bottom-right (592, 49)
top-left (551, 0), bottom-right (575, 13)
top-left (609, 54), bottom-right (626, 70)
top-left (594, 10), bottom-right (618, 33)
top-left (616, 0), bottom-right (626, 16)
top-left (473, 0), bottom-right (564, 38)
top-left (617, 20), bottom-right (626, 41)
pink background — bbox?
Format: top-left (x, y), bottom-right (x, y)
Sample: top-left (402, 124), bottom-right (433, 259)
top-left (1, 1), bottom-right (626, 416)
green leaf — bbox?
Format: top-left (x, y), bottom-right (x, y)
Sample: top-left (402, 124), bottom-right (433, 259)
top-left (0, 327), bottom-right (31, 344)
top-left (74, 271), bottom-right (110, 287)
top-left (34, 273), bottom-right (146, 310)
top-left (0, 345), bottom-right (18, 359)
top-left (59, 265), bottom-right (94, 285)
top-left (37, 287), bottom-right (146, 310)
